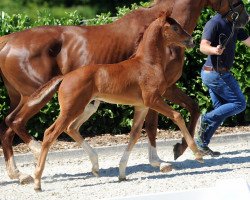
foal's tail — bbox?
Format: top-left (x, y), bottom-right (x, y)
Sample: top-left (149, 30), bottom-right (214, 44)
top-left (27, 75), bottom-right (64, 108)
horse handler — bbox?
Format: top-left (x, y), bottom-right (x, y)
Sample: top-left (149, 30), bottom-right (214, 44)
top-left (196, 13), bottom-right (250, 156)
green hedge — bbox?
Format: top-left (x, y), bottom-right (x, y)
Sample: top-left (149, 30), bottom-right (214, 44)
top-left (0, 2), bottom-right (249, 139)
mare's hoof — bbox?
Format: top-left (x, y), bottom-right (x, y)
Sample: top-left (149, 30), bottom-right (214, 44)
top-left (118, 176), bottom-right (127, 182)
top-left (19, 174), bottom-right (34, 185)
top-left (173, 143), bottom-right (182, 160)
top-left (160, 163), bottom-right (173, 173)
top-left (92, 170), bottom-right (100, 177)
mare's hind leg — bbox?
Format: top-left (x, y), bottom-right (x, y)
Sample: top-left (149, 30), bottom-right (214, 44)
top-left (145, 109), bottom-right (172, 172)
top-left (6, 96), bottom-right (43, 160)
top-left (66, 100), bottom-right (100, 177)
top-left (163, 85), bottom-right (200, 160)
top-left (1, 84), bottom-right (33, 184)
top-left (119, 106), bottom-right (148, 181)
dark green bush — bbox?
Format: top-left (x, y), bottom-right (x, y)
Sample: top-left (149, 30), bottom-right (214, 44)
top-left (0, 2), bottom-right (249, 139)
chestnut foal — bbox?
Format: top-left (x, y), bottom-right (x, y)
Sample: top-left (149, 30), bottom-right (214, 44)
top-left (23, 14), bottom-right (202, 191)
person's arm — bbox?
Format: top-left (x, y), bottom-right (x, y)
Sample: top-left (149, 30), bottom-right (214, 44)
top-left (200, 39), bottom-right (224, 55)
top-left (242, 36), bottom-right (250, 47)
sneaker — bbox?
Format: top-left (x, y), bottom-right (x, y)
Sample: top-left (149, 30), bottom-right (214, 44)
top-left (194, 115), bottom-right (207, 147)
top-left (198, 146), bottom-right (221, 157)
top-left (195, 115), bottom-right (206, 138)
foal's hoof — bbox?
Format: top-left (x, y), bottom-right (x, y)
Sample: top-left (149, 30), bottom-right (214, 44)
top-left (173, 143), bottom-right (183, 160)
top-left (118, 176), bottom-right (127, 182)
top-left (195, 152), bottom-right (204, 164)
top-left (160, 163), bottom-right (173, 173)
top-left (19, 174), bottom-right (34, 185)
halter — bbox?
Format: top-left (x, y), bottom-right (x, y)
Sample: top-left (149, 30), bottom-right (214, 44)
top-left (222, 0), bottom-right (244, 22)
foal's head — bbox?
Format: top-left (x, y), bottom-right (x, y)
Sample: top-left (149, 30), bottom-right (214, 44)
top-left (160, 14), bottom-right (195, 48)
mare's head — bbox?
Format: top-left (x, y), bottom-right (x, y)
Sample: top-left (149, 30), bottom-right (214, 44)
top-left (160, 14), bottom-right (195, 48)
top-left (207, 0), bottom-right (249, 28)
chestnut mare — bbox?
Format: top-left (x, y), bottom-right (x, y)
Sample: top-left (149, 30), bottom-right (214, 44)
top-left (0, 0), bottom-right (249, 184)
top-left (27, 13), bottom-right (200, 191)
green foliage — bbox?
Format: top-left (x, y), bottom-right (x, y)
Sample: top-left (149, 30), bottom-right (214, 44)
top-left (0, 2), bottom-right (249, 139)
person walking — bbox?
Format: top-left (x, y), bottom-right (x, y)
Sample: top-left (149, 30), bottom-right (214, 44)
top-left (196, 13), bottom-right (250, 156)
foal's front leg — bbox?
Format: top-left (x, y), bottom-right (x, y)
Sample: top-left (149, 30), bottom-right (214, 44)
top-left (163, 85), bottom-right (200, 160)
top-left (143, 94), bottom-right (203, 163)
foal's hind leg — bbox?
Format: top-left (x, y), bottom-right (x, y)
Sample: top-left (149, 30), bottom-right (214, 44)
top-left (119, 106), bottom-right (148, 181)
top-left (66, 101), bottom-right (100, 177)
top-left (163, 85), bottom-right (200, 160)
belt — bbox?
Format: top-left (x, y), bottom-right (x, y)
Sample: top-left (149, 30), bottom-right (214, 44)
top-left (203, 66), bottom-right (229, 72)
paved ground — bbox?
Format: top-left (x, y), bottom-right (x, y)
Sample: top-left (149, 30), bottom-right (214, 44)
top-left (0, 132), bottom-right (249, 200)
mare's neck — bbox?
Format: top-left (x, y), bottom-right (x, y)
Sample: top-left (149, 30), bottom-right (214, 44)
top-left (171, 0), bottom-right (205, 33)
top-left (109, 0), bottom-right (174, 38)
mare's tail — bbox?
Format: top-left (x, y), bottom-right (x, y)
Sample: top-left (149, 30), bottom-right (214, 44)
top-left (27, 76), bottom-right (64, 108)
top-left (0, 35), bottom-right (9, 51)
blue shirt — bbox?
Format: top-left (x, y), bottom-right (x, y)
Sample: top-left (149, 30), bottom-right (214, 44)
top-left (202, 14), bottom-right (248, 68)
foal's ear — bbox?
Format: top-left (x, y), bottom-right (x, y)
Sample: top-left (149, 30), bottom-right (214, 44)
top-left (165, 17), bottom-right (178, 26)
top-left (159, 10), bottom-right (172, 24)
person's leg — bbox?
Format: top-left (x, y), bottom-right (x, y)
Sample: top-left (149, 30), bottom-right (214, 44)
top-left (197, 70), bottom-right (246, 155)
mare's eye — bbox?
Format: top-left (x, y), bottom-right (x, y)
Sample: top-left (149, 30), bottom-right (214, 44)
top-left (172, 26), bottom-right (179, 32)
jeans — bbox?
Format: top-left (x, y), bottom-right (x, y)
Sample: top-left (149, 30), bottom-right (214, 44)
top-left (200, 69), bottom-right (246, 146)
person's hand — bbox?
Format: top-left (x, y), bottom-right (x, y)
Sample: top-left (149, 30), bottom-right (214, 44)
top-left (213, 45), bottom-right (225, 55)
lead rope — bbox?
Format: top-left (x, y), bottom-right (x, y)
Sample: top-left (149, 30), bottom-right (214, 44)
top-left (216, 12), bottom-right (239, 72)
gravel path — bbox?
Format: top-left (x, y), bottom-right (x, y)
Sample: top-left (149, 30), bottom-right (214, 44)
top-left (0, 132), bottom-right (249, 199)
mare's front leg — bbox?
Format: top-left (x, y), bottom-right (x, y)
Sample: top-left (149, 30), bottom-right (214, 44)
top-left (119, 106), bottom-right (148, 181)
top-left (144, 110), bottom-right (172, 172)
top-left (163, 85), bottom-right (200, 160)
top-left (143, 93), bottom-right (203, 163)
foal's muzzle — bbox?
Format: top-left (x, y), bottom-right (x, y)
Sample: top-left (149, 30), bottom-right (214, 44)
top-left (183, 38), bottom-right (195, 49)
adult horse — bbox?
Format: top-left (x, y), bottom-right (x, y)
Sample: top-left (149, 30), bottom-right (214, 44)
top-left (0, 0), bottom-right (249, 184)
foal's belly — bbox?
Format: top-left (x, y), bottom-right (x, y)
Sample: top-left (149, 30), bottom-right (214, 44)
top-left (95, 93), bottom-right (144, 107)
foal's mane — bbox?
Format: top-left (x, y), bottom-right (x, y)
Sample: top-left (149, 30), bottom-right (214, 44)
top-left (129, 12), bottom-right (167, 59)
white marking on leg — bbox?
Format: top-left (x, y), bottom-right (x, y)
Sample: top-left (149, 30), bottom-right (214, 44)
top-left (6, 156), bottom-right (34, 184)
top-left (6, 156), bottom-right (20, 179)
top-left (28, 139), bottom-right (41, 160)
top-left (119, 150), bottom-right (131, 180)
top-left (148, 143), bottom-right (161, 167)
top-left (81, 141), bottom-right (99, 176)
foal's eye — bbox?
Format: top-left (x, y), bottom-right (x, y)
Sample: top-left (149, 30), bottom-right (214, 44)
top-left (172, 26), bottom-right (179, 32)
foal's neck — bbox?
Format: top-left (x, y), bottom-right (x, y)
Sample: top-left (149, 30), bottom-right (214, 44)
top-left (135, 22), bottom-right (167, 67)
